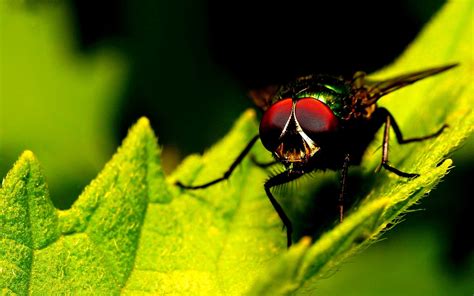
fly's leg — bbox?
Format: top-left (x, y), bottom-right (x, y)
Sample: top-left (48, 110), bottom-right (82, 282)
top-left (379, 111), bottom-right (419, 177)
top-left (377, 108), bottom-right (447, 178)
top-left (250, 155), bottom-right (278, 169)
top-left (386, 111), bottom-right (447, 144)
top-left (175, 135), bottom-right (259, 189)
top-left (264, 171), bottom-right (304, 247)
top-left (339, 154), bottom-right (351, 223)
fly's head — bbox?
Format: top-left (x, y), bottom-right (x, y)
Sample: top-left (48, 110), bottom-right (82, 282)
top-left (259, 97), bottom-right (340, 170)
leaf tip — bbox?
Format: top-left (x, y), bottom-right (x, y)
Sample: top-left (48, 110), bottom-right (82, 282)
top-left (135, 116), bottom-right (151, 129)
top-left (19, 150), bottom-right (37, 163)
top-left (440, 158), bottom-right (453, 169)
top-left (297, 236), bottom-right (312, 247)
top-left (128, 116), bottom-right (155, 139)
top-left (15, 150), bottom-right (46, 177)
top-left (243, 108), bottom-right (257, 120)
top-left (123, 116), bottom-right (158, 147)
top-left (5, 150), bottom-right (42, 179)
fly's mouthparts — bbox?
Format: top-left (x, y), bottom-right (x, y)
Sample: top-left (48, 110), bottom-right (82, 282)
top-left (275, 137), bottom-right (320, 164)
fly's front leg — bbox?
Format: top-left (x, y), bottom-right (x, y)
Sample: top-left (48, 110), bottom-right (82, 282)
top-left (250, 155), bottom-right (278, 169)
top-left (376, 108), bottom-right (447, 178)
top-left (175, 135), bottom-right (259, 189)
top-left (264, 171), bottom-right (304, 247)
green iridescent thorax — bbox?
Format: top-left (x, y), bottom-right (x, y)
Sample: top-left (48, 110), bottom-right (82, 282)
top-left (272, 74), bottom-right (352, 119)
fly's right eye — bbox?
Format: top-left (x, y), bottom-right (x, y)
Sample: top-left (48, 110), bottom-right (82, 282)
top-left (259, 98), bottom-right (293, 151)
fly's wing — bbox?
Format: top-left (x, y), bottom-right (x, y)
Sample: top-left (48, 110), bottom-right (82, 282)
top-left (358, 64), bottom-right (458, 105)
top-left (248, 84), bottom-right (280, 111)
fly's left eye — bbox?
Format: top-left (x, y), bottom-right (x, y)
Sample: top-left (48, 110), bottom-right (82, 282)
top-left (295, 98), bottom-right (339, 138)
top-left (259, 98), bottom-right (293, 151)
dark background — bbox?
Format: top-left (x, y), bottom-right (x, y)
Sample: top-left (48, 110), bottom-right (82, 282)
top-left (70, 0), bottom-right (444, 156)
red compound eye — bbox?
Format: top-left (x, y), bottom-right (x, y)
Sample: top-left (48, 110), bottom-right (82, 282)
top-left (295, 98), bottom-right (339, 138)
top-left (259, 98), bottom-right (293, 151)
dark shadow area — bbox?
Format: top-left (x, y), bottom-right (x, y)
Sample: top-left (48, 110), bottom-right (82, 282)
top-left (287, 171), bottom-right (369, 241)
top-left (419, 159), bottom-right (474, 274)
top-left (208, 1), bottom-right (421, 88)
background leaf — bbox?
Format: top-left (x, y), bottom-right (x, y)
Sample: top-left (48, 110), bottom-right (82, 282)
top-left (0, 2), bottom-right (128, 208)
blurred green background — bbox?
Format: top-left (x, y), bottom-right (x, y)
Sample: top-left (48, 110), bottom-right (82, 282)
top-left (0, 0), bottom-right (472, 294)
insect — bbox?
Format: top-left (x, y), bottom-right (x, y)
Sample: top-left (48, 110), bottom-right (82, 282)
top-left (176, 64), bottom-right (457, 247)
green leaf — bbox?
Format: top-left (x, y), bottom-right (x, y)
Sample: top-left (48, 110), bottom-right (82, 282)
top-left (124, 111), bottom-right (285, 295)
top-left (1, 118), bottom-right (170, 294)
top-left (0, 2), bottom-right (128, 207)
top-left (1, 1), bottom-right (472, 295)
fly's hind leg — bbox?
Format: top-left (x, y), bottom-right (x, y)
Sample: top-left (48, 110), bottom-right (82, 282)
top-left (376, 108), bottom-right (447, 178)
top-left (386, 110), bottom-right (447, 144)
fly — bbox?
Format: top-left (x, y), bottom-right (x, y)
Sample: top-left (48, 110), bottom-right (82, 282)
top-left (176, 64), bottom-right (457, 247)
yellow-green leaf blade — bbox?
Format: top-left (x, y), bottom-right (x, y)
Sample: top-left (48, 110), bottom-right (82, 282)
top-left (1, 118), bottom-right (170, 294)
